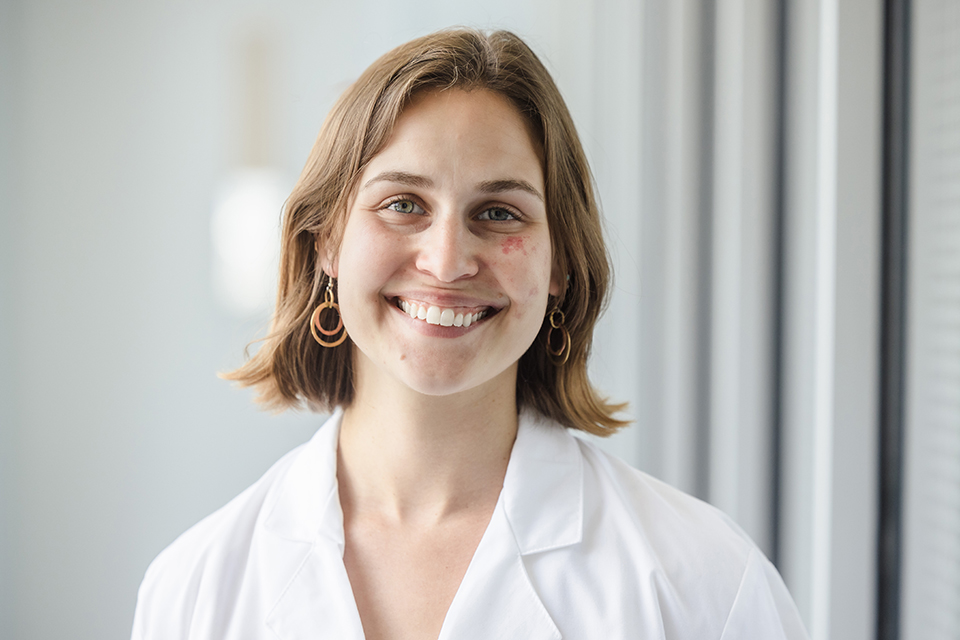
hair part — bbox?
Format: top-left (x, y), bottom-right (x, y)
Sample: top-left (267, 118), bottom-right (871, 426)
top-left (223, 27), bottom-right (628, 436)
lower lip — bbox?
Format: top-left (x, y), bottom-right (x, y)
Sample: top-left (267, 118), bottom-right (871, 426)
top-left (389, 300), bottom-right (489, 338)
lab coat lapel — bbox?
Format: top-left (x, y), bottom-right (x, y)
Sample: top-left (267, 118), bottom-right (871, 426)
top-left (265, 540), bottom-right (365, 640)
top-left (438, 412), bottom-right (583, 640)
top-left (501, 411), bottom-right (583, 555)
top-left (437, 500), bottom-right (561, 640)
top-left (261, 410), bottom-right (583, 640)
top-left (262, 410), bottom-right (366, 640)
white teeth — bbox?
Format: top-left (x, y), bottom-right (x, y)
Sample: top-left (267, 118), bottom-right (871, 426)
top-left (397, 299), bottom-right (490, 328)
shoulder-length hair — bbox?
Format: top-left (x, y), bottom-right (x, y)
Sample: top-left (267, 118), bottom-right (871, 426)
top-left (224, 28), bottom-right (627, 436)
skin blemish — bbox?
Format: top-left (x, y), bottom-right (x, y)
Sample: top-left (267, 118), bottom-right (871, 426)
top-left (501, 236), bottom-right (527, 255)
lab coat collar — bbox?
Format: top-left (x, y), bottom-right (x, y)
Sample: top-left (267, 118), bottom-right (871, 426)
top-left (262, 408), bottom-right (580, 639)
top-left (262, 407), bottom-right (345, 547)
top-left (501, 409), bottom-right (584, 554)
top-left (262, 408), bottom-right (583, 553)
top-left (264, 408), bottom-right (365, 639)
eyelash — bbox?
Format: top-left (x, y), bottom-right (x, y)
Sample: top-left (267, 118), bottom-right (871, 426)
top-left (477, 206), bottom-right (521, 222)
top-left (383, 197), bottom-right (425, 215)
top-left (380, 196), bottom-right (524, 222)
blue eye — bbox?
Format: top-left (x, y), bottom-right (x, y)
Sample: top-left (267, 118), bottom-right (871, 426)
top-left (478, 207), bottom-right (517, 222)
top-left (386, 199), bottom-right (424, 214)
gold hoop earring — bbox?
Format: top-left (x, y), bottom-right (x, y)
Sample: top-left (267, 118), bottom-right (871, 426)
top-left (310, 277), bottom-right (348, 348)
top-left (545, 308), bottom-right (570, 365)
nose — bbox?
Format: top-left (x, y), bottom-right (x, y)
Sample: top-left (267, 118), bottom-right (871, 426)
top-left (414, 214), bottom-right (480, 283)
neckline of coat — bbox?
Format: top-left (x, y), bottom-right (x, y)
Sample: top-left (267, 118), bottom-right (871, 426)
top-left (261, 407), bottom-right (584, 555)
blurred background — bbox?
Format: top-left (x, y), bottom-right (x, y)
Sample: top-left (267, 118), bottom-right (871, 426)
top-left (0, 0), bottom-right (956, 638)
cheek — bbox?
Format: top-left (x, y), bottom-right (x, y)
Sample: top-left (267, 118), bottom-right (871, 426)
top-left (336, 226), bottom-right (404, 330)
top-left (501, 236), bottom-right (528, 255)
top-left (339, 222), bottom-right (400, 283)
top-left (493, 236), bottom-right (553, 304)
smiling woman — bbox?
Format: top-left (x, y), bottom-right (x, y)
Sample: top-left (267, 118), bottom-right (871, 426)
top-left (218, 28), bottom-right (624, 436)
top-left (131, 28), bottom-right (809, 640)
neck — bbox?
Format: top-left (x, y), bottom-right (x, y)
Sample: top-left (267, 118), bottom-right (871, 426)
top-left (336, 353), bottom-right (519, 526)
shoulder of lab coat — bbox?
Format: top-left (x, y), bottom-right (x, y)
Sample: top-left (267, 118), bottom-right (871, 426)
top-left (131, 410), bottom-right (345, 640)
top-left (131, 409), bottom-right (808, 640)
top-left (539, 425), bottom-right (808, 639)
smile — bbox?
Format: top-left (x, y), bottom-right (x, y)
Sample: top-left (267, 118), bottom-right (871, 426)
top-left (394, 297), bottom-right (492, 327)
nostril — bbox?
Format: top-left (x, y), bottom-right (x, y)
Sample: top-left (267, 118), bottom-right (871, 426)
top-left (416, 252), bottom-right (479, 282)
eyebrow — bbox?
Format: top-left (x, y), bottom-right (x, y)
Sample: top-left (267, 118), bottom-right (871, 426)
top-left (362, 171), bottom-right (544, 202)
top-left (476, 179), bottom-right (544, 202)
top-left (362, 171), bottom-right (433, 191)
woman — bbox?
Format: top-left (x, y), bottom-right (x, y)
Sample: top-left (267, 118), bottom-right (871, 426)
top-left (132, 28), bottom-right (808, 640)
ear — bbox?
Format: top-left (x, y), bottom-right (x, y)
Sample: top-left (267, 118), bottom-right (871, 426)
top-left (316, 238), bottom-right (339, 279)
top-left (548, 261), bottom-right (563, 297)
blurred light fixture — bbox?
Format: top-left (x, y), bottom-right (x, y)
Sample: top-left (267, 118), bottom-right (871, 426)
top-left (211, 27), bottom-right (285, 317)
top-left (211, 168), bottom-right (285, 315)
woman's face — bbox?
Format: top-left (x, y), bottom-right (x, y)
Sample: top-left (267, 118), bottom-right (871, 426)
top-left (325, 88), bottom-right (560, 400)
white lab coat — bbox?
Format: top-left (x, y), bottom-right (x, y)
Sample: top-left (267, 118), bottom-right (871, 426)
top-left (132, 410), bottom-right (808, 640)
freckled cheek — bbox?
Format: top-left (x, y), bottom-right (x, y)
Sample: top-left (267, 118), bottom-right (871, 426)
top-left (492, 243), bottom-right (553, 303)
top-left (501, 236), bottom-right (528, 255)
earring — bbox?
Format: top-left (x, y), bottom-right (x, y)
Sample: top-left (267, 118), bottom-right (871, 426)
top-left (310, 276), bottom-right (348, 348)
top-left (545, 307), bottom-right (570, 365)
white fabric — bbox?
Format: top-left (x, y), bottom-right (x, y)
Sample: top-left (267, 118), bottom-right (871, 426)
top-left (131, 410), bottom-right (809, 639)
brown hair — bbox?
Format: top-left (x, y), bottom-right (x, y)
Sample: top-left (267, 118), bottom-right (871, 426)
top-left (224, 28), bottom-right (627, 436)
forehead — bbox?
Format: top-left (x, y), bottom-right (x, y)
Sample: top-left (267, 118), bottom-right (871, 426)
top-left (397, 88), bottom-right (543, 150)
top-left (361, 89), bottom-right (544, 189)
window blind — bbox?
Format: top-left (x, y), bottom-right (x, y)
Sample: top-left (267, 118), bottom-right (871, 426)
top-left (902, 2), bottom-right (960, 638)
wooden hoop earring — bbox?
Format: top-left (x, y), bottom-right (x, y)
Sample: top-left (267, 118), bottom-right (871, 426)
top-left (310, 277), bottom-right (348, 348)
top-left (545, 308), bottom-right (570, 365)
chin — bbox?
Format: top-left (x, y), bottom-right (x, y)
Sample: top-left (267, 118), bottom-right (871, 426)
top-left (395, 359), bottom-right (515, 399)
top-left (397, 370), bottom-right (479, 398)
